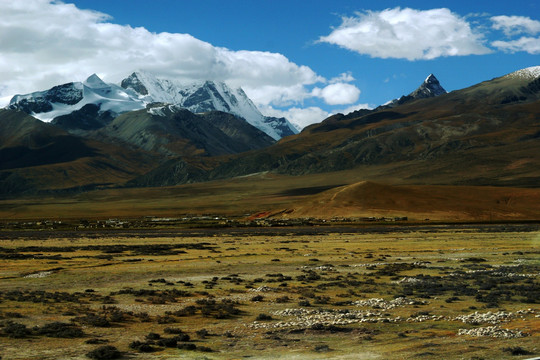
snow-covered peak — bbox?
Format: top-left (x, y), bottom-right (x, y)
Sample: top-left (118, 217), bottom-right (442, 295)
top-left (412, 74), bottom-right (446, 98)
top-left (505, 66), bottom-right (540, 80)
top-left (8, 77), bottom-right (145, 122)
top-left (8, 71), bottom-right (298, 139)
top-left (121, 72), bottom-right (298, 139)
top-left (425, 74), bottom-right (437, 84)
top-left (84, 73), bottom-right (108, 88)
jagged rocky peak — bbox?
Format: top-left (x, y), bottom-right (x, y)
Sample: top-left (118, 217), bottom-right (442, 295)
top-left (410, 74), bottom-right (447, 99)
top-left (381, 73), bottom-right (447, 109)
top-left (118, 71), bottom-right (298, 140)
top-left (120, 71), bottom-right (150, 95)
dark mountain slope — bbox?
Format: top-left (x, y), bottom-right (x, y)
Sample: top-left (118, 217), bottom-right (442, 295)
top-left (133, 68), bottom-right (540, 187)
top-left (0, 109), bottom-right (155, 196)
top-left (96, 105), bottom-right (275, 157)
top-left (0, 109), bottom-right (96, 170)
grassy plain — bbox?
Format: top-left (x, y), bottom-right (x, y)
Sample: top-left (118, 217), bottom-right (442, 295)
top-left (0, 224), bottom-right (539, 359)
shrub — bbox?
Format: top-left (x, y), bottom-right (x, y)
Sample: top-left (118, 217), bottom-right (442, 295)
top-left (255, 313), bottom-right (273, 321)
top-left (314, 344), bottom-right (331, 352)
top-left (164, 327), bottom-right (184, 334)
top-left (196, 329), bottom-right (209, 338)
top-left (178, 343), bottom-right (197, 350)
top-left (250, 295), bottom-right (264, 302)
top-left (35, 322), bottom-right (84, 338)
top-left (74, 314), bottom-right (110, 327)
top-left (502, 347), bottom-right (531, 356)
top-left (172, 333), bottom-right (190, 342)
top-left (157, 337), bottom-right (177, 348)
top-left (86, 339), bottom-right (109, 344)
top-left (86, 345), bottom-right (122, 360)
top-left (145, 332), bottom-right (160, 340)
top-left (3, 321), bottom-right (30, 338)
top-left (129, 341), bottom-right (156, 353)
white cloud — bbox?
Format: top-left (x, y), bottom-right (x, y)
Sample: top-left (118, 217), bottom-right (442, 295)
top-left (329, 72), bottom-right (355, 83)
top-left (337, 103), bottom-right (372, 115)
top-left (492, 37), bottom-right (540, 54)
top-left (319, 7), bottom-right (491, 60)
top-left (261, 102), bottom-right (372, 131)
top-left (491, 15), bottom-right (540, 36)
top-left (312, 83), bottom-right (361, 105)
top-left (0, 0), bottom-right (322, 109)
top-left (262, 105), bottom-right (331, 131)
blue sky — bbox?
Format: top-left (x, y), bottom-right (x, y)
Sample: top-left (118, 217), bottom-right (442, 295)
top-left (1, 0), bottom-right (539, 129)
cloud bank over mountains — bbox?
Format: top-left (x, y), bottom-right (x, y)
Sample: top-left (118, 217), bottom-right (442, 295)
top-left (0, 0), bottom-right (364, 128)
top-left (0, 2), bottom-right (539, 129)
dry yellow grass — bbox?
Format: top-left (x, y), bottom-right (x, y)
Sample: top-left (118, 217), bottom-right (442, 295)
top-left (0, 225), bottom-right (538, 359)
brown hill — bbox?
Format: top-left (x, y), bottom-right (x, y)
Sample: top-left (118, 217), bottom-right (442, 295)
top-left (276, 181), bottom-right (540, 221)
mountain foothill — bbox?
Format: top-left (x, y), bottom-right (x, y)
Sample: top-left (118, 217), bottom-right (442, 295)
top-left (1, 66), bottom-right (540, 220)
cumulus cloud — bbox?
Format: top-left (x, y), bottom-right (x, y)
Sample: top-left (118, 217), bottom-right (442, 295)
top-left (0, 0), bottom-right (322, 109)
top-left (262, 102), bottom-right (372, 131)
top-left (492, 37), bottom-right (540, 54)
top-left (329, 72), bottom-right (355, 83)
top-left (491, 15), bottom-right (540, 36)
top-left (312, 83), bottom-right (361, 105)
top-left (490, 15), bottom-right (540, 55)
top-left (262, 105), bottom-right (331, 131)
top-left (337, 103), bottom-right (372, 115)
top-left (319, 7), bottom-right (491, 60)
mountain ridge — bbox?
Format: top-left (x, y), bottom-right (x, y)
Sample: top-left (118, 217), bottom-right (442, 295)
top-left (7, 72), bottom-right (298, 140)
top-left (2, 66), bottom-right (540, 197)
top-left (128, 66), bottom-right (540, 188)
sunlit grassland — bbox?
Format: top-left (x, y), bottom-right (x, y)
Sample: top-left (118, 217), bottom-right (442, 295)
top-left (0, 225), bottom-right (538, 359)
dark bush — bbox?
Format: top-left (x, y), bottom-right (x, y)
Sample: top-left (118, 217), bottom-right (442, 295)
top-left (145, 332), bottom-right (160, 340)
top-left (74, 314), bottom-right (110, 327)
top-left (314, 344), bottom-right (331, 352)
top-left (251, 295), bottom-right (264, 302)
top-left (502, 346), bottom-right (531, 356)
top-left (178, 343), bottom-right (197, 350)
top-left (3, 321), bottom-right (30, 338)
top-left (172, 333), bottom-right (191, 342)
top-left (36, 322), bottom-right (84, 338)
top-left (157, 337), bottom-right (177, 348)
top-left (86, 345), bottom-right (122, 359)
top-left (129, 340), bottom-right (156, 353)
top-left (196, 329), bottom-right (209, 338)
top-left (86, 339), bottom-right (108, 344)
top-left (198, 346), bottom-right (213, 352)
top-left (255, 313), bottom-right (273, 321)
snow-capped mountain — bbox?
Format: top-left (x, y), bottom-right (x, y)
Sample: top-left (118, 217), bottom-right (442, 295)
top-left (7, 72), bottom-right (297, 140)
top-left (382, 74), bottom-right (447, 108)
top-left (120, 71), bottom-right (297, 139)
top-left (8, 74), bottom-right (145, 122)
top-left (409, 74), bottom-right (447, 98)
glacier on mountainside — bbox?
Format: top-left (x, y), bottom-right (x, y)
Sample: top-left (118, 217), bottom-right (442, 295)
top-left (120, 71), bottom-right (297, 139)
top-left (8, 72), bottom-right (298, 140)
